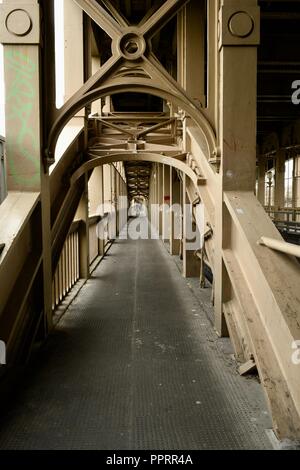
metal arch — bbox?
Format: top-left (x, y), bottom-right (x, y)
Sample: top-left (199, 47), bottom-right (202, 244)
top-left (46, 0), bottom-right (216, 165)
top-left (54, 0), bottom-right (192, 132)
top-left (46, 80), bottom-right (216, 164)
top-left (70, 152), bottom-right (204, 193)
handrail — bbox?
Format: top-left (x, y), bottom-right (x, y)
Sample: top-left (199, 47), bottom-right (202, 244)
top-left (68, 220), bottom-right (81, 235)
top-left (265, 209), bottom-right (300, 220)
top-left (258, 236), bottom-right (300, 258)
top-left (265, 209), bottom-right (300, 214)
top-left (69, 215), bottom-right (102, 234)
top-left (265, 208), bottom-right (300, 236)
top-left (275, 221), bottom-right (300, 230)
top-left (88, 215), bottom-right (101, 226)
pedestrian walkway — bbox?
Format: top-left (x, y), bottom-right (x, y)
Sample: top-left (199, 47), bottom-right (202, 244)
top-left (0, 235), bottom-right (272, 449)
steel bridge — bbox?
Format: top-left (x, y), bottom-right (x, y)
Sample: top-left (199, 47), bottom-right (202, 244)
top-left (0, 0), bottom-right (299, 450)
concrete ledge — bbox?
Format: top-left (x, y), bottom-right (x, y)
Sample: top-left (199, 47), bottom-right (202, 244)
top-left (0, 191), bottom-right (39, 263)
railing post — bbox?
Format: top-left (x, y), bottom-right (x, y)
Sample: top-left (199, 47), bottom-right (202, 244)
top-left (77, 174), bottom-right (90, 279)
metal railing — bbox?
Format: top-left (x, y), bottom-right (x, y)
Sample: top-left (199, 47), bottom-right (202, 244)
top-left (51, 214), bottom-right (114, 311)
top-left (265, 209), bottom-right (300, 235)
top-left (52, 221), bottom-right (80, 311)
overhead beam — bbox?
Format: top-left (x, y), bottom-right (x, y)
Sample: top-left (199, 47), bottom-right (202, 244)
top-left (140, 0), bottom-right (190, 39)
top-left (100, 0), bottom-right (129, 27)
top-left (71, 153), bottom-right (206, 191)
top-left (74, 0), bottom-right (122, 38)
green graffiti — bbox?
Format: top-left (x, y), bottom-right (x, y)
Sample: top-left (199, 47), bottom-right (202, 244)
top-left (5, 49), bottom-right (40, 186)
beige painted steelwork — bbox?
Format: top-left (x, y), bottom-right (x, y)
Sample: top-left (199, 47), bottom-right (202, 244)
top-left (70, 152), bottom-right (205, 190)
top-left (0, 0), bottom-right (299, 441)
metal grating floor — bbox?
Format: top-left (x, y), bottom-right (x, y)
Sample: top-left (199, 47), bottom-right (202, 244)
top-left (0, 236), bottom-right (272, 449)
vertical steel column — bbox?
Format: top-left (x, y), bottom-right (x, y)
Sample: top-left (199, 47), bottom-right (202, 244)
top-left (169, 167), bottom-right (181, 255)
top-left (78, 174), bottom-right (90, 279)
top-left (275, 149), bottom-right (286, 210)
top-left (214, 0), bottom-right (260, 336)
top-left (0, 0), bottom-right (53, 332)
top-left (162, 165), bottom-right (170, 242)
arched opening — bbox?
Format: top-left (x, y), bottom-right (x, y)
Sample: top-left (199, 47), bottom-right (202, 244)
top-left (70, 153), bottom-right (201, 194)
top-left (112, 92), bottom-right (163, 113)
top-left (47, 81), bottom-right (216, 163)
